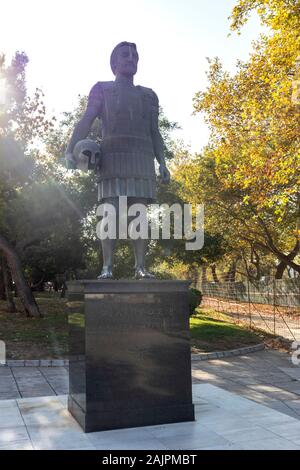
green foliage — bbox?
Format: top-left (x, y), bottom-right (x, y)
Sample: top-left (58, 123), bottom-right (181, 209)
top-left (0, 53), bottom-right (89, 285)
top-left (188, 287), bottom-right (202, 316)
top-left (0, 51), bottom-right (55, 145)
top-left (176, 0), bottom-right (300, 277)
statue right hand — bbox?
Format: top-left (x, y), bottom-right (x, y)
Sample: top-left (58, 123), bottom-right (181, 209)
top-left (65, 151), bottom-right (76, 169)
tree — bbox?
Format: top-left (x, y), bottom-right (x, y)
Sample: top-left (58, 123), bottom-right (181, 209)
top-left (0, 52), bottom-right (55, 316)
top-left (188, 0), bottom-right (300, 279)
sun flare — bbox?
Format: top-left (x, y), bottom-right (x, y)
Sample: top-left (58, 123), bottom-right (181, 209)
top-left (0, 78), bottom-right (6, 105)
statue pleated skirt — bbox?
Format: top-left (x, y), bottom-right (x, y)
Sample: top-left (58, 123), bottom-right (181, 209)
top-left (97, 151), bottom-right (157, 202)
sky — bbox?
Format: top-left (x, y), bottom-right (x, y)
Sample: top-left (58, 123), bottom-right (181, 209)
top-left (1, 0), bottom-right (262, 152)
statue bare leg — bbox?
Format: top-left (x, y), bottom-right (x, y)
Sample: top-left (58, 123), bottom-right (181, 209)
top-left (97, 198), bottom-right (119, 279)
top-left (98, 239), bottom-right (116, 279)
top-left (132, 238), bottom-right (155, 279)
top-left (98, 197), bottom-right (155, 279)
top-left (128, 197), bottom-right (155, 279)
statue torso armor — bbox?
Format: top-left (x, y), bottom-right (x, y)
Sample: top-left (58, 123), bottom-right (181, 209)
top-left (88, 81), bottom-right (157, 201)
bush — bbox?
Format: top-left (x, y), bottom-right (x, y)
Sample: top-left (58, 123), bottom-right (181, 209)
top-left (188, 288), bottom-right (202, 316)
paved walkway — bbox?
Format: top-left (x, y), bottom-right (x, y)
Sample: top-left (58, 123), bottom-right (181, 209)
top-left (1, 349), bottom-right (300, 420)
top-left (1, 384), bottom-right (300, 450)
top-left (0, 365), bottom-right (69, 400)
top-left (192, 349), bottom-right (300, 420)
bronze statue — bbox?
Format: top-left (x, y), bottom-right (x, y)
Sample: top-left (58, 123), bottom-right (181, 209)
top-left (65, 42), bottom-right (170, 279)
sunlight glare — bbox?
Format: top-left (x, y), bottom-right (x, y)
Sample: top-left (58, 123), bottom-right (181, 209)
top-left (0, 78), bottom-right (6, 106)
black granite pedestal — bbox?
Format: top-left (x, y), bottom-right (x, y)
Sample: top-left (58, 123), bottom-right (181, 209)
top-left (67, 280), bottom-right (195, 433)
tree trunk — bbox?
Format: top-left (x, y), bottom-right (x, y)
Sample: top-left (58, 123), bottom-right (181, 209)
top-left (250, 245), bottom-right (261, 281)
top-left (201, 264), bottom-right (208, 295)
top-left (1, 256), bottom-right (17, 312)
top-left (275, 240), bottom-right (299, 279)
top-left (60, 281), bottom-right (67, 299)
top-left (0, 262), bottom-right (5, 300)
top-left (201, 264), bottom-right (207, 284)
top-left (31, 275), bottom-right (45, 291)
top-left (225, 261), bottom-right (237, 282)
top-left (275, 261), bottom-right (287, 280)
top-left (0, 235), bottom-right (42, 317)
top-left (211, 264), bottom-right (220, 283)
top-left (255, 215), bottom-right (300, 274)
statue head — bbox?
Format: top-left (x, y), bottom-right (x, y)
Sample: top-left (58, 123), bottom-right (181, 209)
top-left (110, 42), bottom-right (139, 77)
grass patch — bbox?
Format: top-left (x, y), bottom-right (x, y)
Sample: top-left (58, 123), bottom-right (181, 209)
top-left (0, 293), bottom-right (68, 359)
top-left (190, 309), bottom-right (266, 353)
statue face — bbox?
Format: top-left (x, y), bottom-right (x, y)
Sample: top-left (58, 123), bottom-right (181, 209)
top-left (114, 45), bottom-right (138, 77)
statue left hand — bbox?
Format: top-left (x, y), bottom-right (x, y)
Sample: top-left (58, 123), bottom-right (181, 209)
top-left (159, 163), bottom-right (170, 184)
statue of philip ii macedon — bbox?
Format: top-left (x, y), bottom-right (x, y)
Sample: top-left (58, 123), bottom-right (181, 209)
top-left (65, 42), bottom-right (170, 279)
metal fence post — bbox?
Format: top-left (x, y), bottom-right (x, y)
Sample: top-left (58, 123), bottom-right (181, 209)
top-left (273, 278), bottom-right (276, 335)
top-left (247, 278), bottom-right (251, 328)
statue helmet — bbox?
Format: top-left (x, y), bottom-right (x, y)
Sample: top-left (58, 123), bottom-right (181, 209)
top-left (73, 139), bottom-right (101, 172)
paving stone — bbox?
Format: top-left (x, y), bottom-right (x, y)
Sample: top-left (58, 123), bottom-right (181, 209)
top-left (12, 366), bottom-right (43, 375)
top-left (158, 429), bottom-right (230, 450)
top-left (0, 367), bottom-right (13, 377)
top-left (283, 400), bottom-right (300, 414)
top-left (273, 382), bottom-right (300, 394)
top-left (0, 391), bottom-right (21, 399)
top-left (18, 385), bottom-right (55, 395)
top-left (46, 379), bottom-right (68, 386)
top-left (267, 421), bottom-right (300, 440)
top-left (57, 395), bottom-right (68, 406)
top-left (220, 426), bottom-right (280, 443)
top-left (241, 437), bottom-right (300, 450)
top-left (11, 374), bottom-right (42, 381)
top-left (0, 398), bottom-right (18, 408)
top-left (229, 377), bottom-right (264, 386)
top-left (0, 440), bottom-right (33, 450)
top-left (262, 390), bottom-right (300, 401)
top-left (0, 411), bottom-right (24, 428)
top-left (39, 367), bottom-right (68, 376)
top-left (17, 396), bottom-right (65, 410)
top-left (0, 382), bottom-right (19, 393)
top-left (45, 375), bottom-right (69, 385)
top-left (47, 384), bottom-right (68, 391)
top-left (47, 381), bottom-right (68, 391)
top-left (0, 426), bottom-right (29, 445)
top-left (266, 401), bottom-right (300, 419)
top-left (20, 389), bottom-right (56, 398)
top-left (192, 378), bottom-right (204, 384)
top-left (279, 368), bottom-right (300, 381)
top-left (17, 381), bottom-right (50, 391)
top-left (15, 372), bottom-right (45, 380)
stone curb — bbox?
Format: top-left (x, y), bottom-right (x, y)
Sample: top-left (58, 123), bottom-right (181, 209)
top-left (191, 343), bottom-right (265, 361)
top-left (1, 359), bottom-right (68, 367)
top-left (0, 344), bottom-right (265, 367)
